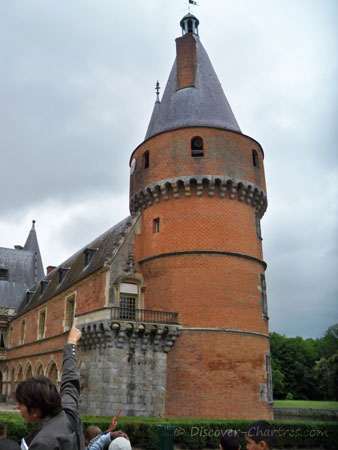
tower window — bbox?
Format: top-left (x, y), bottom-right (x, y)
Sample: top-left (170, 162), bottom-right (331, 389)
top-left (0, 269), bottom-right (8, 280)
top-left (266, 354), bottom-right (273, 404)
top-left (260, 274), bottom-right (268, 319)
top-left (153, 218), bottom-right (160, 233)
top-left (191, 137), bottom-right (204, 157)
top-left (255, 212), bottom-right (262, 240)
top-left (143, 151), bottom-right (150, 169)
top-left (252, 150), bottom-right (259, 168)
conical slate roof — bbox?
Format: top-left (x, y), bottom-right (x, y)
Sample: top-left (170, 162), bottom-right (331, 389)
top-left (145, 34), bottom-right (241, 141)
top-left (24, 220), bottom-right (44, 282)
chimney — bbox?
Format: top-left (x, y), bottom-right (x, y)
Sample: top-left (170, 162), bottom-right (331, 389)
top-left (46, 265), bottom-right (56, 274)
top-left (175, 33), bottom-right (197, 89)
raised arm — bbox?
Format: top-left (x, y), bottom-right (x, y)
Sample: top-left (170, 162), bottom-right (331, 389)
top-left (60, 318), bottom-right (85, 449)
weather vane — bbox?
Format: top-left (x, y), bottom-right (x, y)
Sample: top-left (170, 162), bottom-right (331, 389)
top-left (186, 0), bottom-right (198, 14)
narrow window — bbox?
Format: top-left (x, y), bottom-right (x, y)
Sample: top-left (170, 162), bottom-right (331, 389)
top-left (187, 19), bottom-right (193, 33)
top-left (38, 309), bottom-right (46, 339)
top-left (65, 296), bottom-right (75, 330)
top-left (260, 274), bottom-right (268, 319)
top-left (0, 328), bottom-right (6, 348)
top-left (153, 218), bottom-right (160, 233)
top-left (0, 269), bottom-right (8, 280)
top-left (266, 354), bottom-right (273, 403)
top-left (26, 290), bottom-right (34, 304)
top-left (143, 151), bottom-right (150, 169)
top-left (119, 282), bottom-right (138, 321)
top-left (191, 137), bottom-right (204, 157)
top-left (252, 150), bottom-right (259, 168)
top-left (255, 212), bottom-right (262, 240)
top-left (84, 248), bottom-right (98, 267)
top-left (20, 320), bottom-right (25, 345)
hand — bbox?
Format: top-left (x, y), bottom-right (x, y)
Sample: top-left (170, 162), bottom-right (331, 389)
top-left (107, 417), bottom-right (117, 433)
top-left (110, 431), bottom-right (129, 441)
top-left (67, 318), bottom-right (82, 345)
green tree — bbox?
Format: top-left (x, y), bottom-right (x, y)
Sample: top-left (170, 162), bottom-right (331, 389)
top-left (315, 352), bottom-right (338, 400)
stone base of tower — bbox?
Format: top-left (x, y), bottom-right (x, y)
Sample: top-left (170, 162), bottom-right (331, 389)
top-left (165, 330), bottom-right (274, 420)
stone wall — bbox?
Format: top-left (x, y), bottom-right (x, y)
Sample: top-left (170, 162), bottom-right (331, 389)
top-left (79, 319), bottom-right (180, 416)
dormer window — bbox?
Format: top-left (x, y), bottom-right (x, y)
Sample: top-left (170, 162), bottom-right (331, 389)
top-left (252, 150), bottom-right (259, 168)
top-left (84, 248), bottom-right (98, 267)
top-left (143, 151), bottom-right (150, 169)
top-left (26, 290), bottom-right (35, 304)
top-left (191, 137), bottom-right (204, 157)
top-left (58, 267), bottom-right (70, 284)
top-left (40, 280), bottom-right (50, 295)
top-left (0, 269), bottom-right (8, 280)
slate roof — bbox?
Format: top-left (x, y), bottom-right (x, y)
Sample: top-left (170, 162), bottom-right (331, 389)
top-left (145, 34), bottom-right (241, 141)
top-left (0, 222), bottom-right (45, 310)
top-left (0, 247), bottom-right (37, 310)
top-left (23, 221), bottom-right (44, 282)
top-left (15, 216), bottom-right (133, 317)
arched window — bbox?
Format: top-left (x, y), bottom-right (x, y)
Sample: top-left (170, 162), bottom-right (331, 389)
top-left (143, 151), bottom-right (149, 169)
top-left (119, 282), bottom-right (138, 320)
top-left (47, 362), bottom-right (58, 384)
top-left (24, 364), bottom-right (32, 379)
top-left (35, 363), bottom-right (44, 376)
top-left (252, 150), bottom-right (259, 168)
top-left (191, 137), bottom-right (204, 157)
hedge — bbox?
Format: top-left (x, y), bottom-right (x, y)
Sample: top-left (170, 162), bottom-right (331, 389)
top-left (1, 414), bottom-right (337, 449)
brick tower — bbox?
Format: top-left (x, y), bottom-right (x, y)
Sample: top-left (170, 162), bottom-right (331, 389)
top-left (130, 14), bottom-right (273, 420)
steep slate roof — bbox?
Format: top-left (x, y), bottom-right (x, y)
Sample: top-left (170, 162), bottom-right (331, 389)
top-left (23, 221), bottom-right (45, 282)
top-left (0, 248), bottom-right (37, 309)
top-left (15, 216), bottom-right (133, 317)
top-left (145, 34), bottom-right (241, 140)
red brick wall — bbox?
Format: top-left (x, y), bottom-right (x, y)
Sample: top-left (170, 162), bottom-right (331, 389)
top-left (166, 331), bottom-right (273, 420)
top-left (130, 128), bottom-right (266, 197)
top-left (4, 269), bottom-right (107, 384)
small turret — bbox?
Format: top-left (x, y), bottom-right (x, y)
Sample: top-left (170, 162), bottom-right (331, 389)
top-left (180, 13), bottom-right (199, 35)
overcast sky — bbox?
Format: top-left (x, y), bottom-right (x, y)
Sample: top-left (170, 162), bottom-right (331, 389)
top-left (0, 0), bottom-right (337, 339)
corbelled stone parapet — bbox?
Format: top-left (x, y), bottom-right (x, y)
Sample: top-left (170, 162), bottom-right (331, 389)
top-left (79, 319), bottom-right (181, 353)
top-left (130, 175), bottom-right (267, 218)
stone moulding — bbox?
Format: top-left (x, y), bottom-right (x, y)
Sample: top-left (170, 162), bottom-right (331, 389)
top-left (79, 319), bottom-right (181, 353)
top-left (130, 175), bottom-right (267, 217)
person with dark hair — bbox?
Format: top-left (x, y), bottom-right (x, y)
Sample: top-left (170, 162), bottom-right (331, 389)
top-left (16, 318), bottom-right (85, 449)
top-left (0, 420), bottom-right (20, 449)
top-left (245, 420), bottom-right (276, 450)
top-left (219, 429), bottom-right (241, 450)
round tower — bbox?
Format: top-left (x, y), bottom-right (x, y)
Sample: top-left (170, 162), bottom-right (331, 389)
top-left (130, 15), bottom-right (273, 420)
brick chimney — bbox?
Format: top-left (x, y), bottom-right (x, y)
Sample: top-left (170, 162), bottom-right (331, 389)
top-left (46, 265), bottom-right (56, 274)
top-left (176, 33), bottom-right (197, 89)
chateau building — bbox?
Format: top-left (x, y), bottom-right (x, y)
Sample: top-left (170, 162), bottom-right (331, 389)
top-left (0, 14), bottom-right (273, 420)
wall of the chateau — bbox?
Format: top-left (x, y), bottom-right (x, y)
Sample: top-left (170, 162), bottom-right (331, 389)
top-left (0, 268), bottom-right (108, 400)
top-left (79, 318), bottom-right (180, 417)
top-left (165, 331), bottom-right (273, 420)
top-left (134, 195), bottom-right (264, 262)
top-left (130, 128), bottom-right (266, 197)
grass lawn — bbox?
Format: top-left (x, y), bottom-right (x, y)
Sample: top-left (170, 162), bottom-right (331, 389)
top-left (274, 400), bottom-right (338, 409)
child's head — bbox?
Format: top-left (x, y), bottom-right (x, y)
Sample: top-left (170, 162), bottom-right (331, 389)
top-left (84, 425), bottom-right (102, 445)
top-left (219, 429), bottom-right (241, 450)
top-left (245, 420), bottom-right (276, 450)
